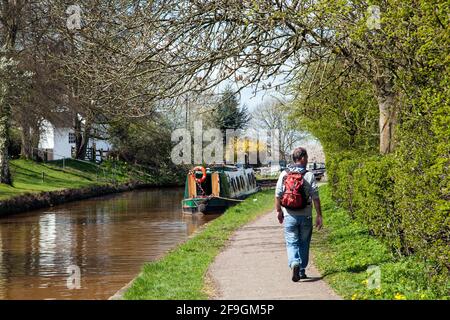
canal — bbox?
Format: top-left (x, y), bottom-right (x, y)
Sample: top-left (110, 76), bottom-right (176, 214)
top-left (0, 188), bottom-right (219, 300)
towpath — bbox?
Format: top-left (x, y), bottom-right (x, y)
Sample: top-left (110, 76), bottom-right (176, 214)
top-left (208, 211), bottom-right (341, 300)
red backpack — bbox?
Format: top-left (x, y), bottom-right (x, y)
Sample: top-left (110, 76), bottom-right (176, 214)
top-left (281, 170), bottom-right (308, 210)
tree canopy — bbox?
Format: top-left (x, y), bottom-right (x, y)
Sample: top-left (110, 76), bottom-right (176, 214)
top-left (209, 86), bottom-right (251, 133)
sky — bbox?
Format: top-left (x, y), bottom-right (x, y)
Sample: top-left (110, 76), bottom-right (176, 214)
top-left (239, 86), bottom-right (282, 111)
top-left (216, 73), bottom-right (293, 112)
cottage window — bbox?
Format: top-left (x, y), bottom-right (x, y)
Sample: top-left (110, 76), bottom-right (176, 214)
top-left (68, 132), bottom-right (76, 144)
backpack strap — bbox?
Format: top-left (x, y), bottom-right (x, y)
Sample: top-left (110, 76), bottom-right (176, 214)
top-left (282, 167), bottom-right (289, 181)
top-left (285, 166), bottom-right (308, 175)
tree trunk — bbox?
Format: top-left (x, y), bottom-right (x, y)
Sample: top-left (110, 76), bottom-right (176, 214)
top-left (0, 0), bottom-right (21, 185)
top-left (0, 93), bottom-right (12, 184)
top-left (374, 79), bottom-right (398, 154)
top-left (20, 119), bottom-right (40, 160)
top-left (74, 115), bottom-right (82, 158)
top-left (76, 133), bottom-right (90, 160)
top-left (30, 121), bottom-right (41, 153)
top-left (74, 115), bottom-right (91, 160)
top-left (20, 122), bottom-right (32, 159)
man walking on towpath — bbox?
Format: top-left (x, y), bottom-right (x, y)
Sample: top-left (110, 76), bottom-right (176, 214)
top-left (275, 147), bottom-right (323, 282)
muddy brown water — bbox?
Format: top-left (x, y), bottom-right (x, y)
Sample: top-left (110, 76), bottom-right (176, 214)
top-left (0, 188), bottom-right (219, 300)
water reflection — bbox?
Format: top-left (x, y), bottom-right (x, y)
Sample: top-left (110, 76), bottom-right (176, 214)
top-left (0, 188), bottom-right (218, 299)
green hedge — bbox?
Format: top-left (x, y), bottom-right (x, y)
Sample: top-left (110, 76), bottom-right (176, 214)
top-left (352, 156), bottom-right (402, 252)
top-left (312, 185), bottom-right (448, 300)
top-left (327, 152), bottom-right (449, 276)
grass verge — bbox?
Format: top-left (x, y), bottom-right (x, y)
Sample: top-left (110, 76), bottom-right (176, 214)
top-left (0, 159), bottom-right (165, 201)
top-left (124, 189), bottom-right (275, 300)
top-left (0, 159), bottom-right (102, 200)
top-left (312, 184), bottom-right (449, 300)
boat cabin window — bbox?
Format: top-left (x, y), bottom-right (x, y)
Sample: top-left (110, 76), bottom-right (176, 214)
top-left (228, 177), bottom-right (234, 193)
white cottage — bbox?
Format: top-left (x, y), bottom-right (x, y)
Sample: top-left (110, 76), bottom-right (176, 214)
top-left (39, 120), bottom-right (112, 161)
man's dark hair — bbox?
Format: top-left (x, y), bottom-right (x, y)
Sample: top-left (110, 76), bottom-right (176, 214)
top-left (292, 147), bottom-right (308, 163)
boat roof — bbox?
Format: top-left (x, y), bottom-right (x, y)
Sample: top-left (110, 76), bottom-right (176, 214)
top-left (191, 164), bottom-right (255, 173)
top-left (208, 164), bottom-right (239, 171)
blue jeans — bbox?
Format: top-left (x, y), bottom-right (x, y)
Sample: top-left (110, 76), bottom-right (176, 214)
top-left (283, 214), bottom-right (313, 270)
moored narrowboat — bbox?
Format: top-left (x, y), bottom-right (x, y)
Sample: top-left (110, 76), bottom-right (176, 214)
top-left (182, 165), bottom-right (260, 214)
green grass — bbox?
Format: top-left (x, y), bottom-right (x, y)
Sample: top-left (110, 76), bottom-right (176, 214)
top-left (124, 189), bottom-right (275, 300)
top-left (312, 185), bottom-right (449, 300)
top-left (0, 159), bottom-right (134, 200)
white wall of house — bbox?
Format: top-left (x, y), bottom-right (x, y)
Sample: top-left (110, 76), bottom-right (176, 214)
top-left (39, 120), bottom-right (112, 160)
top-left (39, 120), bottom-right (54, 150)
top-left (53, 128), bottom-right (74, 159)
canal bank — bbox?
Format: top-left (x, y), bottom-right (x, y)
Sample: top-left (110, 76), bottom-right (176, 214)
top-left (0, 159), bottom-right (182, 217)
top-left (0, 181), bottom-right (183, 217)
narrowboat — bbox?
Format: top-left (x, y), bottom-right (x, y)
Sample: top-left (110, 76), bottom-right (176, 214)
top-left (182, 165), bottom-right (260, 214)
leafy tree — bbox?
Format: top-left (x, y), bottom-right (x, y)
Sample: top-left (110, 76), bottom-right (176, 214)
top-left (314, 0), bottom-right (449, 272)
top-left (109, 115), bottom-right (173, 169)
top-left (209, 86), bottom-right (251, 134)
top-left (292, 64), bottom-right (379, 155)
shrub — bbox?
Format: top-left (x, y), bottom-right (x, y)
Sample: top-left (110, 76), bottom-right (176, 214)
top-left (352, 156), bottom-right (404, 254)
top-left (327, 150), bottom-right (449, 274)
top-left (390, 84), bottom-right (450, 272)
top-left (326, 151), bottom-right (360, 209)
top-left (333, 157), bottom-right (361, 215)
